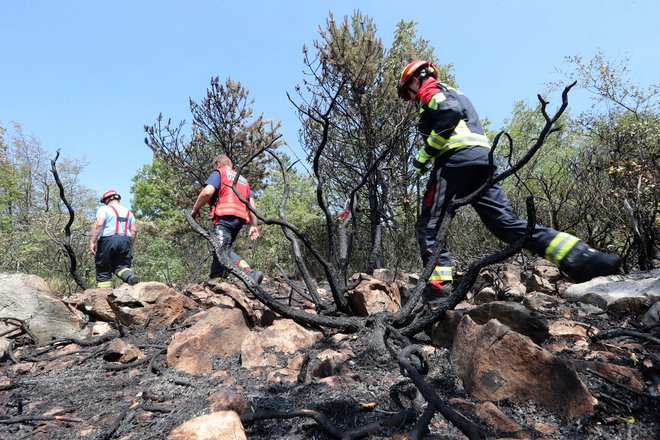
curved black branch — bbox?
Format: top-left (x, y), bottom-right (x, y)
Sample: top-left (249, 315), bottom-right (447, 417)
top-left (241, 406), bottom-right (416, 440)
top-left (230, 142), bottom-right (349, 310)
top-left (589, 328), bottom-right (660, 346)
top-left (50, 149), bottom-right (90, 290)
top-left (400, 196), bottom-right (537, 335)
top-left (267, 150), bottom-right (327, 310)
top-left (0, 317), bottom-right (39, 344)
top-left (183, 210), bottom-right (363, 331)
top-left (398, 345), bottom-right (487, 440)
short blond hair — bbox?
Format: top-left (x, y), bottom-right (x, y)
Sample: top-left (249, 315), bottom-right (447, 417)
top-left (213, 154), bottom-right (232, 168)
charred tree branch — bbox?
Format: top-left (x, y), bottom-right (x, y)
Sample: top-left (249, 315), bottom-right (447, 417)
top-left (184, 210), bottom-right (364, 332)
top-left (398, 345), bottom-right (487, 439)
top-left (49, 149), bottom-right (90, 290)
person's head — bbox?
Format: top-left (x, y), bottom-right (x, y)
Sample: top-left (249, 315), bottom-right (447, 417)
top-left (213, 154), bottom-right (233, 169)
top-left (397, 60), bottom-right (438, 101)
top-left (100, 189), bottom-right (121, 205)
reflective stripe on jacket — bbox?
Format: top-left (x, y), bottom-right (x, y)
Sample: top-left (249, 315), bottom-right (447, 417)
top-left (415, 81), bottom-right (490, 166)
top-left (211, 167), bottom-right (250, 223)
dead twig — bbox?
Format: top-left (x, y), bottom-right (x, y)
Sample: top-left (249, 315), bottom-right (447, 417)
top-left (0, 414), bottom-right (83, 424)
top-left (0, 317), bottom-right (39, 344)
top-left (6, 339), bottom-right (18, 364)
top-left (137, 403), bottom-right (172, 413)
top-left (589, 328), bottom-right (660, 346)
top-left (398, 345), bottom-right (487, 440)
top-left (104, 348), bottom-right (166, 371)
top-left (586, 368), bottom-right (660, 401)
top-left (171, 378), bottom-right (193, 387)
top-left (241, 407), bottom-right (416, 440)
top-left (97, 405), bottom-right (134, 440)
top-left (37, 331), bottom-right (119, 351)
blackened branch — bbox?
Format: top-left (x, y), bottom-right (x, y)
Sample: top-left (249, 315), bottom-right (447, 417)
top-left (50, 149), bottom-right (90, 290)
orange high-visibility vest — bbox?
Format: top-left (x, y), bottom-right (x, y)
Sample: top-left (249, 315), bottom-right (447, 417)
top-left (210, 167), bottom-right (250, 223)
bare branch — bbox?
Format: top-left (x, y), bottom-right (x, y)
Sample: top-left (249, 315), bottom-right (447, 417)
top-left (183, 210), bottom-right (363, 331)
top-left (49, 149), bottom-right (90, 290)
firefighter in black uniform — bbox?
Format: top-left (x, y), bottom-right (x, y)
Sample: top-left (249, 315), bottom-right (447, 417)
top-left (397, 60), bottom-right (621, 301)
top-left (89, 189), bottom-right (139, 288)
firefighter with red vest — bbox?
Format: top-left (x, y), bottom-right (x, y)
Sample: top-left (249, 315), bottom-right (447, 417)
top-left (191, 154), bottom-right (264, 284)
top-left (397, 59), bottom-right (621, 301)
top-left (89, 189), bottom-right (139, 288)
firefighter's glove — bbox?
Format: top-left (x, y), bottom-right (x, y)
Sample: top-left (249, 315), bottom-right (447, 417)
top-left (413, 149), bottom-right (432, 175)
top-left (413, 159), bottom-right (429, 175)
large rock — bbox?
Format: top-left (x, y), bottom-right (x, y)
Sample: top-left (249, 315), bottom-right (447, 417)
top-left (431, 301), bottom-right (549, 347)
top-left (0, 273), bottom-right (85, 343)
top-left (467, 301), bottom-right (549, 344)
top-left (107, 282), bottom-right (194, 327)
top-left (348, 274), bottom-right (401, 316)
top-left (641, 301), bottom-right (660, 328)
top-left (240, 319), bottom-right (323, 368)
top-left (167, 307), bottom-right (251, 374)
top-left (492, 269), bottom-right (526, 296)
top-left (204, 281), bottom-right (259, 326)
top-left (451, 315), bottom-right (596, 419)
top-left (562, 269), bottom-right (660, 313)
top-left (166, 411), bottom-right (247, 440)
top-left (66, 288), bottom-right (117, 321)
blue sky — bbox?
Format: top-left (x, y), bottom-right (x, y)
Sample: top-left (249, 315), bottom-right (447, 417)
top-left (2, 0), bottom-right (658, 209)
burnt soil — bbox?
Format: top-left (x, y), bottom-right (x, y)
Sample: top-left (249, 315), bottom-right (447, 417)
top-left (1, 282), bottom-right (658, 440)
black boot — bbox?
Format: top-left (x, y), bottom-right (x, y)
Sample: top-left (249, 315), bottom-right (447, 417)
top-left (117, 268), bottom-right (139, 286)
top-left (422, 281), bottom-right (452, 304)
top-left (560, 241), bottom-right (621, 282)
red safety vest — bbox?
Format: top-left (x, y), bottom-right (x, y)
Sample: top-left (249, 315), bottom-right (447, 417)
top-left (210, 167), bottom-right (250, 223)
top-left (107, 205), bottom-right (132, 236)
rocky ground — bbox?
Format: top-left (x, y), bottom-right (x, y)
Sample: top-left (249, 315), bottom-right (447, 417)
top-left (0, 264), bottom-right (658, 439)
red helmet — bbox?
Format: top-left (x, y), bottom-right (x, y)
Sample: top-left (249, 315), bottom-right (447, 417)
top-left (100, 189), bottom-right (121, 204)
top-left (397, 60), bottom-right (438, 101)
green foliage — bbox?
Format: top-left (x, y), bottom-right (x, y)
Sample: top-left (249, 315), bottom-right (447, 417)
top-left (130, 159), bottom-right (207, 285)
top-left (559, 53), bottom-right (659, 269)
top-left (0, 122), bottom-right (97, 292)
top-left (239, 159), bottom-right (325, 277)
top-left (139, 78), bottom-right (286, 285)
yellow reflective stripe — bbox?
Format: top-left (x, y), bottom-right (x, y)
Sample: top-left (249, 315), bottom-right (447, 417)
top-left (426, 120), bottom-right (490, 153)
top-left (427, 130), bottom-right (450, 150)
top-left (444, 136), bottom-right (491, 149)
top-left (116, 268), bottom-right (130, 277)
top-left (427, 93), bottom-right (447, 110)
top-left (97, 280), bottom-right (113, 288)
top-left (429, 275), bottom-right (453, 281)
top-left (545, 233), bottom-right (580, 265)
top-left (405, 61), bottom-right (427, 76)
top-left (443, 120), bottom-right (490, 149)
top-left (429, 266), bottom-right (453, 281)
top-left (415, 148), bottom-right (432, 163)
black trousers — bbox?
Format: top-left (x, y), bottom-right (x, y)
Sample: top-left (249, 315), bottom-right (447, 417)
top-left (416, 164), bottom-right (563, 267)
top-left (95, 235), bottom-right (133, 283)
top-left (210, 216), bottom-right (248, 279)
